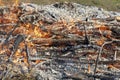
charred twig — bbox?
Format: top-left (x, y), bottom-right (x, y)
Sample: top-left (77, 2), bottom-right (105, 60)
top-left (64, 71), bottom-right (120, 80)
top-left (98, 60), bottom-right (120, 64)
top-left (32, 38), bottom-right (84, 46)
top-left (0, 23), bottom-right (17, 27)
top-left (94, 41), bottom-right (113, 76)
top-left (13, 35), bottom-right (24, 50)
top-left (94, 39), bottom-right (120, 77)
top-left (0, 31), bottom-right (7, 35)
top-left (8, 35), bottom-right (24, 61)
top-left (32, 38), bottom-right (82, 43)
top-left (36, 44), bottom-right (100, 54)
top-left (29, 54), bottom-right (120, 65)
top-left (81, 18), bottom-right (90, 45)
top-left (83, 25), bottom-right (89, 45)
top-left (2, 64), bottom-right (12, 80)
top-left (24, 43), bottom-right (30, 70)
top-left (4, 23), bottom-right (19, 45)
top-left (111, 27), bottom-right (120, 39)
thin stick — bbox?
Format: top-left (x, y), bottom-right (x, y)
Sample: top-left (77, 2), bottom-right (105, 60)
top-left (8, 35), bottom-right (24, 61)
top-left (4, 23), bottom-right (19, 45)
top-left (93, 40), bottom-right (120, 78)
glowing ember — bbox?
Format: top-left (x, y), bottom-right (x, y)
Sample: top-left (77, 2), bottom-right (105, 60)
top-left (34, 26), bottom-right (50, 38)
top-left (0, 2), bottom-right (120, 80)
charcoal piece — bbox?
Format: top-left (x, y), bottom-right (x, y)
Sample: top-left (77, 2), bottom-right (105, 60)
top-left (83, 36), bottom-right (89, 45)
top-left (54, 59), bottom-right (65, 64)
top-left (35, 74), bottom-right (43, 80)
top-left (8, 35), bottom-right (25, 61)
top-left (13, 35), bottom-right (24, 50)
top-left (0, 7), bottom-right (10, 15)
top-left (53, 2), bottom-right (74, 9)
top-left (105, 17), bottom-right (115, 21)
top-left (100, 77), bottom-right (115, 80)
top-left (0, 31), bottom-right (7, 35)
top-left (4, 24), bottom-right (18, 44)
top-left (111, 28), bottom-right (120, 39)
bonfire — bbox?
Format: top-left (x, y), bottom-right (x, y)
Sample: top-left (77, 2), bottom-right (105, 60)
top-left (0, 0), bottom-right (120, 80)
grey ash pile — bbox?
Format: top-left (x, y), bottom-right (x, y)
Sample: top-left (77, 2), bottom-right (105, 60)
top-left (19, 2), bottom-right (120, 23)
top-left (0, 2), bottom-right (120, 80)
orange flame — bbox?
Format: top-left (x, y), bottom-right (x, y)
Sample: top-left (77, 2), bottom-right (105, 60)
top-left (34, 27), bottom-right (43, 37)
top-left (15, 49), bottom-right (22, 57)
top-left (34, 26), bottom-right (50, 38)
top-left (96, 38), bottom-right (105, 46)
top-left (35, 60), bottom-right (45, 64)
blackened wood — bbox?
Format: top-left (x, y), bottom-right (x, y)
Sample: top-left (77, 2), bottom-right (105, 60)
top-left (64, 71), bottom-right (119, 80)
top-left (4, 23), bottom-right (19, 44)
top-left (111, 27), bottom-right (120, 39)
top-left (0, 31), bottom-right (7, 35)
top-left (32, 38), bottom-right (85, 46)
top-left (8, 34), bottom-right (24, 61)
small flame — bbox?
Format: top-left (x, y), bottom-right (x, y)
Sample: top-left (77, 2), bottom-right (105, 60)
top-left (99, 25), bottom-right (109, 31)
top-left (34, 27), bottom-right (42, 37)
top-left (34, 26), bottom-right (49, 38)
top-left (35, 60), bottom-right (45, 64)
top-left (15, 49), bottom-right (22, 57)
top-left (96, 38), bottom-right (105, 46)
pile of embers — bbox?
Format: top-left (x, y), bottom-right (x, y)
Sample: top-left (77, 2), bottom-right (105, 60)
top-left (0, 2), bottom-right (120, 80)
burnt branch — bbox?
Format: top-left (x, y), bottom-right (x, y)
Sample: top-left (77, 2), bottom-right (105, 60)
top-left (4, 23), bottom-right (19, 45)
top-left (8, 34), bottom-right (25, 61)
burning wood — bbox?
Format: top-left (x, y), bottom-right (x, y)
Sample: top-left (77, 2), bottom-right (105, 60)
top-left (0, 1), bottom-right (120, 80)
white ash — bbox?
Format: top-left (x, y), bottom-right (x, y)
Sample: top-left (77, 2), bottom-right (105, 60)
top-left (19, 2), bottom-right (120, 23)
top-left (0, 2), bottom-right (120, 80)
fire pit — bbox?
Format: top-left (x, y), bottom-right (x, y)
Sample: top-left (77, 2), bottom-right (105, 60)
top-left (0, 1), bottom-right (120, 80)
